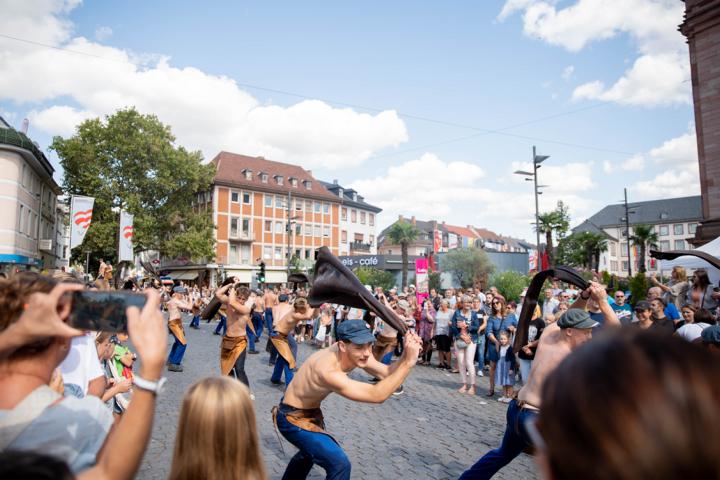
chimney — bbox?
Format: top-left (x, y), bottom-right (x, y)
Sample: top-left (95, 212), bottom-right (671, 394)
top-left (306, 170), bottom-right (312, 176)
top-left (411, 216), bottom-right (416, 225)
top-left (333, 179), bottom-right (338, 185)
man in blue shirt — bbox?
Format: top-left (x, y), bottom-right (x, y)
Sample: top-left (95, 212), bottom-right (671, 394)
top-left (611, 291), bottom-right (633, 325)
top-left (648, 287), bottom-right (681, 323)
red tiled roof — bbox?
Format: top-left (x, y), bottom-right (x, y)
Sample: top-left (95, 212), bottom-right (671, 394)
top-left (211, 151), bottom-right (340, 202)
top-left (473, 227), bottom-right (503, 242)
top-left (445, 224), bottom-right (479, 239)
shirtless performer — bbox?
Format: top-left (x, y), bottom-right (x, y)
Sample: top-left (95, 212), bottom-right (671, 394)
top-left (96, 259), bottom-right (113, 290)
top-left (215, 281), bottom-right (257, 389)
top-left (459, 282), bottom-right (618, 479)
top-left (167, 286), bottom-right (193, 372)
top-left (271, 295), bottom-right (314, 387)
top-left (273, 320), bottom-right (423, 480)
top-left (264, 287), bottom-right (278, 359)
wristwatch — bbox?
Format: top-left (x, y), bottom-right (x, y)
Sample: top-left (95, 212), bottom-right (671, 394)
top-left (133, 375), bottom-right (167, 395)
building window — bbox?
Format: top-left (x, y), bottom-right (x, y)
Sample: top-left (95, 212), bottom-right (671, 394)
top-left (674, 239), bottom-right (685, 250)
top-left (304, 180), bottom-right (312, 190)
top-left (689, 223), bottom-right (698, 234)
top-left (659, 240), bottom-right (670, 251)
top-left (242, 192), bottom-right (251, 204)
top-left (354, 233), bottom-right (364, 242)
top-left (263, 246), bottom-right (272, 259)
top-left (610, 260), bottom-right (618, 271)
top-left (341, 230), bottom-right (347, 244)
top-left (275, 176), bottom-right (284, 186)
top-left (230, 217), bottom-right (239, 237)
top-left (620, 242), bottom-right (628, 257)
top-left (360, 212), bottom-right (366, 224)
top-left (622, 261), bottom-right (629, 272)
top-left (295, 199), bottom-right (302, 211)
top-left (295, 223), bottom-right (302, 235)
top-left (673, 224), bottom-right (683, 235)
top-left (229, 245), bottom-right (239, 264)
top-left (265, 195), bottom-right (272, 207)
top-left (313, 201), bottom-right (321, 213)
top-left (264, 220), bottom-right (272, 232)
top-left (314, 225), bottom-right (321, 237)
top-left (341, 208), bottom-right (347, 221)
top-left (351, 209), bottom-right (357, 223)
top-left (242, 218), bottom-right (250, 236)
top-left (290, 178), bottom-right (298, 187)
top-left (305, 249), bottom-right (312, 259)
top-left (369, 234), bottom-right (374, 245)
top-left (369, 213), bottom-right (374, 226)
top-left (609, 242), bottom-right (617, 256)
top-left (323, 203), bottom-right (329, 214)
top-left (323, 226), bottom-right (330, 237)
top-left (241, 244), bottom-right (250, 263)
top-left (275, 196), bottom-right (283, 208)
top-left (231, 191), bottom-right (239, 203)
top-left (274, 247), bottom-right (282, 260)
top-left (305, 224), bottom-right (311, 236)
top-left (275, 221), bottom-right (283, 234)
top-left (658, 225), bottom-right (669, 236)
top-left (261, 173), bottom-right (268, 183)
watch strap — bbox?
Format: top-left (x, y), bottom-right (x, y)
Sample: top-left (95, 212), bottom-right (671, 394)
top-left (133, 375), bottom-right (166, 394)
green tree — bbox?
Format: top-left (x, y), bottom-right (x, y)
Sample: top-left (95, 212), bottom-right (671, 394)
top-left (441, 247), bottom-right (494, 288)
top-left (52, 108), bottom-right (216, 267)
top-left (354, 267), bottom-right (396, 291)
top-left (537, 200), bottom-right (570, 267)
top-left (556, 231), bottom-right (607, 271)
top-left (630, 224), bottom-right (658, 274)
top-left (428, 271), bottom-right (441, 292)
top-left (386, 221), bottom-right (420, 288)
top-left (489, 270), bottom-right (531, 303)
top-left (628, 271), bottom-right (649, 307)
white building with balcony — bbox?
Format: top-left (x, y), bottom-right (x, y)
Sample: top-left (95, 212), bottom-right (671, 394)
top-left (320, 180), bottom-right (382, 256)
top-left (573, 196), bottom-right (702, 277)
top-left (0, 117), bottom-right (63, 274)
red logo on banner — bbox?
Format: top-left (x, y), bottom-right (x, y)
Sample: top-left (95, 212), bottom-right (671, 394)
top-left (73, 209), bottom-right (93, 229)
top-left (123, 226), bottom-right (134, 239)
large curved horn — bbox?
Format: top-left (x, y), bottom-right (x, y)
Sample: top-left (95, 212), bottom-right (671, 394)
top-left (514, 266), bottom-right (589, 352)
top-left (308, 247), bottom-right (408, 333)
top-left (649, 249), bottom-right (720, 271)
top-left (200, 276), bottom-right (236, 320)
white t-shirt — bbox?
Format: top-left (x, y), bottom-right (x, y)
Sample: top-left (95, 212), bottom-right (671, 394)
top-left (676, 322), bottom-right (711, 342)
top-left (347, 308), bottom-right (365, 320)
top-left (59, 333), bottom-right (105, 395)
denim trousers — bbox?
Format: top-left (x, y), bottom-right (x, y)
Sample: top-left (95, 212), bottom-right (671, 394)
top-left (190, 315), bottom-right (200, 328)
top-left (214, 315), bottom-right (227, 335)
top-left (276, 405), bottom-right (351, 480)
top-left (168, 335), bottom-right (187, 365)
top-left (459, 399), bottom-right (537, 480)
top-left (475, 334), bottom-right (486, 369)
top-left (253, 311), bottom-right (264, 339)
top-left (271, 333), bottom-right (297, 386)
top-left (518, 358), bottom-right (533, 385)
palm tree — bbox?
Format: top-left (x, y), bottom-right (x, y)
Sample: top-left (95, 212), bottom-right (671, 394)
top-left (386, 220), bottom-right (420, 288)
top-left (630, 224), bottom-right (658, 273)
top-left (581, 232), bottom-right (608, 272)
top-left (537, 203), bottom-right (569, 267)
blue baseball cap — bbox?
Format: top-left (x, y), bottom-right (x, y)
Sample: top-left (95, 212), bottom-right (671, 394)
top-left (336, 320), bottom-right (375, 345)
top-left (701, 324), bottom-right (720, 345)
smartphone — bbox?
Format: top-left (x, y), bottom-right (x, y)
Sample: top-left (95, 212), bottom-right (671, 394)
top-left (68, 291), bottom-right (147, 333)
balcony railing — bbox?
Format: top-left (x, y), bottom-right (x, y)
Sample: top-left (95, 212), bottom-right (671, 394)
top-left (228, 231), bottom-right (254, 242)
top-left (349, 241), bottom-right (372, 252)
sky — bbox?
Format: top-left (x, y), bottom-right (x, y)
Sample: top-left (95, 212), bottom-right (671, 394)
top-left (0, 0), bottom-right (699, 243)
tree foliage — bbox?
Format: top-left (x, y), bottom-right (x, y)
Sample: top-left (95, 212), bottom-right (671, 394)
top-left (354, 267), bottom-right (396, 291)
top-left (52, 108), bottom-right (216, 265)
top-left (628, 271), bottom-right (649, 307)
top-left (630, 224), bottom-right (658, 274)
top-left (556, 231), bottom-right (608, 271)
top-left (386, 221), bottom-right (420, 288)
top-left (441, 247), bottom-right (494, 288)
top-left (537, 200), bottom-right (570, 267)
top-left (489, 270), bottom-right (531, 303)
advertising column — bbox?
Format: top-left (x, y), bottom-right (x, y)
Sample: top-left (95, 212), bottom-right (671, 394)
top-left (415, 257), bottom-right (429, 305)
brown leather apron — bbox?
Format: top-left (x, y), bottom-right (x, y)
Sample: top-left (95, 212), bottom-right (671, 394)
top-left (168, 318), bottom-right (187, 345)
top-left (270, 332), bottom-right (296, 369)
top-left (272, 403), bottom-right (327, 433)
top-left (220, 335), bottom-right (248, 375)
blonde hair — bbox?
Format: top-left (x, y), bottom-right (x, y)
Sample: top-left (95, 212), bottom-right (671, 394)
top-left (169, 377), bottom-right (267, 480)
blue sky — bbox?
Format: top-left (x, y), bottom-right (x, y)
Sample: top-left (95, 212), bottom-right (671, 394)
top-left (0, 0), bottom-right (697, 242)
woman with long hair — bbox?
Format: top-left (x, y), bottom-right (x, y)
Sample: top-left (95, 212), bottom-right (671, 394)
top-left (417, 298), bottom-right (436, 365)
top-left (451, 295), bottom-right (480, 395)
top-left (686, 269), bottom-right (718, 312)
top-left (651, 266), bottom-right (689, 309)
top-left (485, 296), bottom-right (509, 397)
top-left (169, 377), bottom-right (267, 480)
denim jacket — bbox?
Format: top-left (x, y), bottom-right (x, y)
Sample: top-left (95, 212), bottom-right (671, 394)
top-left (451, 309), bottom-right (480, 343)
top-left (486, 314), bottom-right (516, 341)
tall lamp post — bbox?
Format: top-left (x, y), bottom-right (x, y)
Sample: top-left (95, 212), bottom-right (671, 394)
top-left (514, 145), bottom-right (550, 259)
top-left (285, 191), bottom-right (301, 282)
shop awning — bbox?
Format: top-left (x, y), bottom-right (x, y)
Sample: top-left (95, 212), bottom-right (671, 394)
top-left (171, 270), bottom-right (199, 281)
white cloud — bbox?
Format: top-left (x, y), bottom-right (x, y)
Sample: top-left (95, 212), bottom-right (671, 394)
top-left (648, 129), bottom-right (697, 166)
top-left (510, 160), bottom-right (596, 193)
top-left (0, 3), bottom-right (408, 169)
top-left (622, 154), bottom-right (645, 171)
top-left (561, 65), bottom-right (574, 81)
top-left (94, 26), bottom-right (113, 41)
top-left (500, 0), bottom-right (690, 107)
top-left (603, 160), bottom-right (613, 173)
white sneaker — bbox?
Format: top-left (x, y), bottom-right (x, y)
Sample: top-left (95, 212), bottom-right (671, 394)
top-left (497, 396), bottom-right (507, 403)
top-left (477, 370), bottom-right (484, 376)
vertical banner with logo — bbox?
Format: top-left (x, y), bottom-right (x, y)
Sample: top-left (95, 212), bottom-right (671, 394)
top-left (448, 233), bottom-right (458, 250)
top-left (70, 195), bottom-right (95, 250)
top-left (119, 210), bottom-right (134, 262)
top-left (529, 249), bottom-right (538, 271)
top-left (433, 229), bottom-right (442, 253)
top-left (415, 257), bottom-right (429, 305)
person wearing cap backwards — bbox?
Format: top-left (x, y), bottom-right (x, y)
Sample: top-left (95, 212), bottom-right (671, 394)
top-left (270, 295), bottom-right (315, 387)
top-left (273, 319), bottom-right (422, 480)
top-left (214, 281), bottom-right (257, 391)
top-left (166, 286), bottom-right (193, 372)
top-left (460, 281), bottom-right (619, 480)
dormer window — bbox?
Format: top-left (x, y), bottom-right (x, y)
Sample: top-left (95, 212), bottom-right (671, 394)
top-left (352, 192), bottom-right (358, 201)
top-left (242, 169), bottom-right (252, 180)
top-left (338, 188), bottom-right (343, 198)
top-left (275, 175), bottom-right (284, 186)
top-left (304, 180), bottom-right (312, 190)
top-left (260, 173), bottom-right (268, 183)
top-left (290, 177), bottom-right (298, 187)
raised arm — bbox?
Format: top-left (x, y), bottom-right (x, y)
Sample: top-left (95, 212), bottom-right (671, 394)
top-left (590, 283), bottom-right (620, 327)
top-left (214, 283), bottom-right (233, 304)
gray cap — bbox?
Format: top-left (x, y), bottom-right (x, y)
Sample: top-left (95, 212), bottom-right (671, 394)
top-left (634, 300), bottom-right (652, 311)
top-left (336, 320), bottom-right (376, 344)
top-left (173, 286), bottom-right (187, 294)
top-left (557, 309), bottom-right (598, 330)
top-left (700, 324), bottom-right (720, 344)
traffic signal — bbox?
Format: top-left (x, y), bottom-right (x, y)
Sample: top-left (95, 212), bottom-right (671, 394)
top-left (258, 261), bottom-right (266, 283)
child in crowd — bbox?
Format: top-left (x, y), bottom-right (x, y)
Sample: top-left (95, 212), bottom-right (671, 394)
top-left (495, 331), bottom-right (516, 403)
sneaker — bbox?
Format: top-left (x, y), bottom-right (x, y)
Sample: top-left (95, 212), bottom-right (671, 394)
top-left (168, 364), bottom-right (184, 372)
top-left (271, 379), bottom-right (283, 386)
top-left (477, 370), bottom-right (484, 377)
top-left (248, 350), bottom-right (260, 354)
top-left (497, 396), bottom-right (507, 403)
top-left (213, 331), bottom-right (221, 336)
top-left (392, 386), bottom-right (404, 396)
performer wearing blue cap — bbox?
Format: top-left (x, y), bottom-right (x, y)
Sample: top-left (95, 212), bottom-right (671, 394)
top-left (272, 319), bottom-right (422, 480)
top-left (166, 286), bottom-right (193, 372)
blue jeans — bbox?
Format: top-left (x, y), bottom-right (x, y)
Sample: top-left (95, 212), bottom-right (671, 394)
top-left (254, 311), bottom-right (264, 339)
top-left (271, 333), bottom-right (297, 387)
top-left (475, 334), bottom-right (486, 369)
top-left (214, 315), bottom-right (227, 335)
top-left (190, 315), bottom-right (200, 328)
top-left (459, 399), bottom-right (537, 479)
top-left (168, 335), bottom-right (187, 365)
top-left (381, 351), bottom-right (393, 366)
top-left (264, 308), bottom-right (273, 331)
top-left (276, 404), bottom-right (351, 480)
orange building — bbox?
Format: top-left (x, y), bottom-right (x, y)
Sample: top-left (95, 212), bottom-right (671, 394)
top-left (210, 151), bottom-right (341, 284)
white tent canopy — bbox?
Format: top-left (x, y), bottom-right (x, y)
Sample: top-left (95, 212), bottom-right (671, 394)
top-left (660, 236), bottom-right (720, 285)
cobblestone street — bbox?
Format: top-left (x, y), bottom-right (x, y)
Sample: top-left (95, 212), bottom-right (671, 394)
top-left (138, 315), bottom-right (539, 480)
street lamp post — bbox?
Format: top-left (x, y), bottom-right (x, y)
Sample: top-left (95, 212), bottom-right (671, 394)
top-left (514, 145), bottom-right (549, 260)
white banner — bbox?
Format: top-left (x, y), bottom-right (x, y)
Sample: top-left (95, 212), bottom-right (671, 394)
top-left (119, 210), bottom-right (134, 262)
top-left (70, 196), bottom-right (95, 250)
top-left (448, 233), bottom-right (458, 250)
